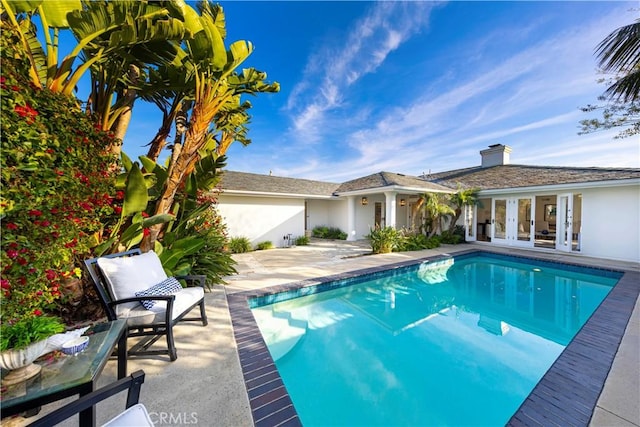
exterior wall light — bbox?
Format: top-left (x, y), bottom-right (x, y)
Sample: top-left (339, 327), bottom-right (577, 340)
top-left (400, 199), bottom-right (406, 207)
top-left (361, 197), bottom-right (368, 206)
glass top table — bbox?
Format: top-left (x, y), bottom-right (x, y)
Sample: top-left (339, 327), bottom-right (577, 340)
top-left (1, 319), bottom-right (127, 426)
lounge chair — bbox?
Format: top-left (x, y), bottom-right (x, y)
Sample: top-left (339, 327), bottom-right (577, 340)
top-left (84, 249), bottom-right (208, 361)
top-left (29, 370), bottom-right (152, 427)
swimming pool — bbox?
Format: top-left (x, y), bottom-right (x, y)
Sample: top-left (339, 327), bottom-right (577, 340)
top-left (227, 250), bottom-right (636, 426)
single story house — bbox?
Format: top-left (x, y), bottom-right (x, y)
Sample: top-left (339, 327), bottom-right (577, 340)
top-left (217, 144), bottom-right (640, 263)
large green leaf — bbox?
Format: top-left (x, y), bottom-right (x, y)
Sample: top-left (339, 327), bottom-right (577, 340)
top-left (94, 237), bottom-right (117, 257)
top-left (198, 12), bottom-right (226, 70)
top-left (122, 163), bottom-right (148, 216)
top-left (194, 153), bottom-right (224, 191)
top-left (5, 0), bottom-right (43, 14)
top-left (142, 213), bottom-right (175, 227)
top-left (180, 1), bottom-right (203, 34)
top-left (139, 155), bottom-right (168, 187)
top-left (18, 19), bottom-right (47, 85)
top-left (171, 261), bottom-right (193, 277)
top-left (158, 237), bottom-right (205, 270)
top-left (117, 221), bottom-right (144, 250)
top-left (40, 0), bottom-right (81, 28)
top-left (226, 40), bottom-right (253, 72)
top-left (121, 152), bottom-right (134, 172)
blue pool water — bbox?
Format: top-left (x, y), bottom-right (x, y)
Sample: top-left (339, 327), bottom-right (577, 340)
top-left (251, 253), bottom-right (620, 426)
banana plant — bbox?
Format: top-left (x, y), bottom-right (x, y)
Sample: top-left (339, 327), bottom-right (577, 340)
top-left (422, 193), bottom-right (456, 237)
top-left (448, 187), bottom-right (480, 232)
top-left (0, 0), bottom-right (81, 87)
top-left (141, 1), bottom-right (279, 250)
top-left (94, 153), bottom-right (174, 256)
top-left (1, 0), bottom-right (192, 148)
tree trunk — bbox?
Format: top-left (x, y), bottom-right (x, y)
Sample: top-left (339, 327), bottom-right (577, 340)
top-left (216, 131), bottom-right (234, 157)
top-left (110, 65), bottom-right (140, 157)
top-left (140, 75), bottom-right (232, 250)
top-left (147, 99), bottom-right (186, 162)
top-left (410, 198), bottom-right (425, 231)
top-left (428, 218), bottom-right (439, 238)
top-left (449, 208), bottom-right (462, 232)
top-left (146, 118), bottom-right (172, 162)
top-left (139, 106), bottom-right (211, 250)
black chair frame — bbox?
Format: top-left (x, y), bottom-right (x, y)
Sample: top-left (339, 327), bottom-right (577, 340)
top-left (84, 249), bottom-right (208, 361)
top-left (28, 370), bottom-right (146, 427)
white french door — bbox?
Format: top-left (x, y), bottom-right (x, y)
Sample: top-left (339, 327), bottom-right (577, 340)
top-left (464, 205), bottom-right (476, 242)
top-left (492, 197), bottom-right (534, 246)
top-left (557, 194), bottom-right (573, 252)
top-left (492, 199), bottom-right (508, 244)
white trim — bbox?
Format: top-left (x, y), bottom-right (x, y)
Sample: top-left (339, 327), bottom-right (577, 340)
top-left (222, 190), bottom-right (337, 200)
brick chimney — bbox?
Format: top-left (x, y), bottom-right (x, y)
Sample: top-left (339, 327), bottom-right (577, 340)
top-left (480, 144), bottom-right (511, 167)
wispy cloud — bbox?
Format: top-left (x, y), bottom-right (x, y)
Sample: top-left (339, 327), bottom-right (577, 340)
top-left (305, 4), bottom-right (636, 181)
top-left (285, 2), bottom-right (440, 142)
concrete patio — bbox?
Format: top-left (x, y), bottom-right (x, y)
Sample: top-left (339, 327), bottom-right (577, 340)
top-left (13, 240), bottom-right (639, 426)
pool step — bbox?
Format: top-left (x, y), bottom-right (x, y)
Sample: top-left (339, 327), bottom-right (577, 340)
top-left (252, 308), bottom-right (308, 361)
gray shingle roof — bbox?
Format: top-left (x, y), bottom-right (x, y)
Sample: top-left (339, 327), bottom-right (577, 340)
top-left (220, 170), bottom-right (340, 197)
top-left (427, 165), bottom-right (640, 190)
top-left (335, 171), bottom-right (452, 193)
top-left (220, 165), bottom-right (640, 198)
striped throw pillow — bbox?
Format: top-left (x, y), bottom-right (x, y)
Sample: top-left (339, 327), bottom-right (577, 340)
top-left (135, 277), bottom-right (183, 310)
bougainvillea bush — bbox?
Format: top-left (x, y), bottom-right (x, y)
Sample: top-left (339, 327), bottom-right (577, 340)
top-left (0, 25), bottom-right (120, 332)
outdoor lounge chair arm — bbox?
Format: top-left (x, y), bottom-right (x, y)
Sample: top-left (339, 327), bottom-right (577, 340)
top-left (27, 370), bottom-right (146, 427)
top-left (175, 274), bottom-right (206, 288)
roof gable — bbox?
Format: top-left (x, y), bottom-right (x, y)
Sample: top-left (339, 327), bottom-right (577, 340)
top-left (335, 171), bottom-right (452, 193)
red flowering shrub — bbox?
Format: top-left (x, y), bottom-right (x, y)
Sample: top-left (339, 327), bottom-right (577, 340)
top-left (0, 27), bottom-right (121, 325)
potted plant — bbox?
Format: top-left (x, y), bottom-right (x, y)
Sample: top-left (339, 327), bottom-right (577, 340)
top-left (0, 315), bottom-right (65, 385)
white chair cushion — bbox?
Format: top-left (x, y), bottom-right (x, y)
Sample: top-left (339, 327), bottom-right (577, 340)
top-left (102, 403), bottom-right (153, 427)
top-left (119, 287), bottom-right (205, 326)
top-left (97, 251), bottom-right (168, 301)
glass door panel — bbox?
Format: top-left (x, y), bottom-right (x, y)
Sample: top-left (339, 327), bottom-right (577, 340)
top-left (493, 199), bottom-right (507, 242)
top-left (557, 194), bottom-right (573, 252)
top-left (375, 202), bottom-right (385, 228)
top-left (514, 198), bottom-right (534, 246)
top-left (492, 197), bottom-right (533, 246)
top-left (465, 205), bottom-right (476, 241)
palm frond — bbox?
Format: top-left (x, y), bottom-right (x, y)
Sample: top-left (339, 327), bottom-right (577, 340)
top-left (596, 20), bottom-right (640, 72)
top-left (596, 20), bottom-right (640, 102)
top-left (604, 66), bottom-right (640, 103)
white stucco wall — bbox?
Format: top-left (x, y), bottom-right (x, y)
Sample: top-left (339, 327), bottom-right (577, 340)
top-left (580, 185), bottom-right (640, 262)
top-left (306, 199), bottom-right (349, 234)
top-left (327, 199), bottom-right (349, 234)
top-left (305, 199), bottom-right (331, 232)
top-left (355, 195), bottom-right (386, 239)
top-left (217, 195), bottom-right (305, 248)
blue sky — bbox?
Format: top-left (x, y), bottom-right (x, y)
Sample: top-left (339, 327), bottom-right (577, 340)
top-left (122, 1), bottom-right (640, 182)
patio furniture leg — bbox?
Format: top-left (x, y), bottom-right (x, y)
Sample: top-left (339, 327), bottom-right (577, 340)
top-left (117, 327), bottom-right (128, 379)
top-left (167, 325), bottom-right (177, 361)
top-left (199, 300), bottom-right (208, 326)
top-left (78, 383), bottom-right (96, 427)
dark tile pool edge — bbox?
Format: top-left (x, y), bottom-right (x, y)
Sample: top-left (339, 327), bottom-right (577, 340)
top-left (227, 249), bottom-right (639, 427)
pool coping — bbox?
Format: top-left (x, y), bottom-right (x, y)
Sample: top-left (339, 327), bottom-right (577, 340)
top-left (227, 249), bottom-right (639, 427)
